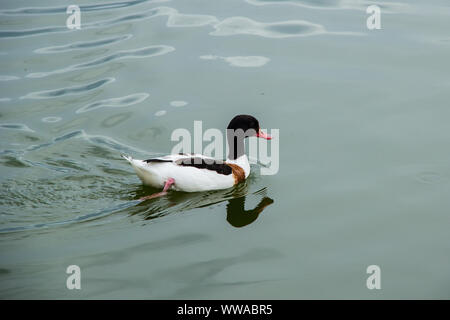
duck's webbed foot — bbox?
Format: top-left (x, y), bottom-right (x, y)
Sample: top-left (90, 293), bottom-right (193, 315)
top-left (139, 178), bottom-right (175, 201)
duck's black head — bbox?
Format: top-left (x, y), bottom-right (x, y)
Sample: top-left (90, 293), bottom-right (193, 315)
top-left (227, 115), bottom-right (271, 140)
top-left (226, 115), bottom-right (271, 160)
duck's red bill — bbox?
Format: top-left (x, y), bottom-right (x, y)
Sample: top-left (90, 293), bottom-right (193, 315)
top-left (257, 130), bottom-right (272, 140)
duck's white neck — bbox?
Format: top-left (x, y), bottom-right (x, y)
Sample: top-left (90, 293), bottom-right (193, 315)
top-left (226, 154), bottom-right (250, 178)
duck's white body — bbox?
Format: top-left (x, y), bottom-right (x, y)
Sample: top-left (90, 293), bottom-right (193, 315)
top-left (123, 153), bottom-right (250, 192)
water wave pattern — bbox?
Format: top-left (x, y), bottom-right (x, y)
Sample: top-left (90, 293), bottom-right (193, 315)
top-left (0, 26), bottom-right (67, 39)
top-left (27, 45), bottom-right (175, 79)
top-left (0, 123), bottom-right (35, 132)
top-left (170, 101), bottom-right (188, 107)
top-left (154, 110), bottom-right (167, 117)
top-left (0, 127), bottom-right (164, 235)
top-left (0, 0), bottom-right (168, 15)
top-left (0, 75), bottom-right (20, 81)
top-left (41, 117), bottom-right (62, 123)
top-left (210, 17), bottom-right (326, 38)
top-left (20, 78), bottom-right (115, 99)
top-left (0, 5), bottom-right (364, 40)
top-left (76, 93), bottom-right (150, 113)
top-left (0, 182), bottom-right (263, 235)
top-left (0, 7), bottom-right (160, 39)
top-left (0, 6), bottom-right (206, 39)
top-left (0, 199), bottom-right (139, 234)
top-left (164, 9), bottom-right (219, 27)
top-left (34, 34), bottom-right (133, 54)
top-left (200, 55), bottom-right (270, 67)
top-left (245, 0), bottom-right (409, 12)
top-left (3, 129), bottom-right (153, 159)
top-left (160, 8), bottom-right (360, 38)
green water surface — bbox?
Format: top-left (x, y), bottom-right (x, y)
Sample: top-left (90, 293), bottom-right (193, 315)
top-left (1, 0), bottom-right (450, 299)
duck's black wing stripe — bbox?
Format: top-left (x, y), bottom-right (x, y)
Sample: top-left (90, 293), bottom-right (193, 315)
top-left (144, 158), bottom-right (173, 163)
top-left (144, 153), bottom-right (191, 163)
top-left (175, 157), bottom-right (232, 176)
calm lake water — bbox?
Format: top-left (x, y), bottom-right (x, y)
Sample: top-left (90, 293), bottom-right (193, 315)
top-left (1, 0), bottom-right (450, 299)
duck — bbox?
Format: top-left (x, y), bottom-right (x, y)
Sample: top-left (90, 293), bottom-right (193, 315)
top-left (122, 114), bottom-right (271, 199)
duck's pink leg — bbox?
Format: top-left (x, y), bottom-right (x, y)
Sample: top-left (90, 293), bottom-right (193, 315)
top-left (139, 178), bottom-right (175, 201)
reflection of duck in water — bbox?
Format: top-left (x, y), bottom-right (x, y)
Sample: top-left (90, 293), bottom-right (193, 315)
top-left (226, 192), bottom-right (273, 228)
top-left (131, 181), bottom-right (274, 228)
top-left (122, 115), bottom-right (272, 198)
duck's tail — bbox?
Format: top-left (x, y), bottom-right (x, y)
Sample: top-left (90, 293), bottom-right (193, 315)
top-left (121, 154), bottom-right (133, 163)
top-left (122, 154), bottom-right (161, 187)
top-left (122, 154), bottom-right (147, 170)
top-left (122, 154), bottom-right (148, 172)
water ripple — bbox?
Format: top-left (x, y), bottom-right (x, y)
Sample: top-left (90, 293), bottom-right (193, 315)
top-left (1, 129), bottom-right (150, 159)
top-left (81, 131), bottom-right (153, 155)
top-left (21, 78), bottom-right (115, 99)
top-left (0, 26), bottom-right (66, 39)
top-left (41, 117), bottom-right (62, 123)
top-left (245, 0), bottom-right (409, 12)
top-left (0, 6), bottom-right (218, 40)
top-left (34, 34), bottom-right (133, 54)
top-left (76, 93), bottom-right (150, 113)
top-left (0, 6), bottom-right (165, 39)
top-left (27, 45), bottom-right (174, 78)
top-left (154, 110), bottom-right (167, 117)
top-left (170, 100), bottom-right (188, 107)
top-left (166, 10), bottom-right (219, 27)
top-left (0, 201), bottom-right (138, 234)
top-left (246, 0), bottom-right (341, 9)
top-left (0, 123), bottom-right (34, 132)
top-left (0, 5), bottom-right (367, 41)
top-left (200, 55), bottom-right (270, 67)
top-left (0, 0), bottom-right (168, 15)
top-left (210, 17), bottom-right (325, 38)
top-left (0, 75), bottom-right (20, 81)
